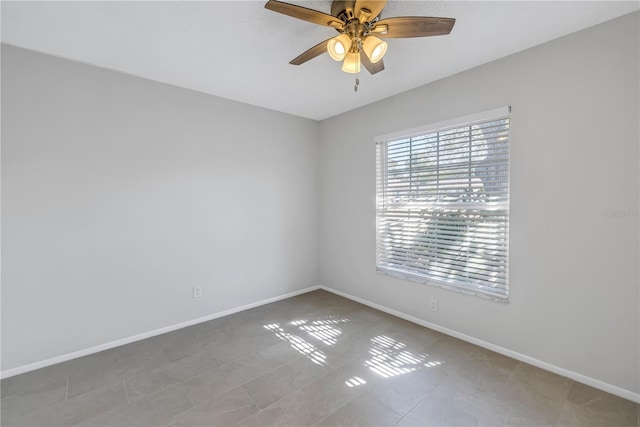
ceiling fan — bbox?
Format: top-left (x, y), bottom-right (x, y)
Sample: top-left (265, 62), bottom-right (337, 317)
top-left (264, 0), bottom-right (455, 76)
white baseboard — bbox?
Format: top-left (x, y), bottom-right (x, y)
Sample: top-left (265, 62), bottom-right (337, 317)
top-left (4, 283), bottom-right (638, 404)
top-left (319, 285), bottom-right (640, 404)
top-left (0, 285), bottom-right (321, 380)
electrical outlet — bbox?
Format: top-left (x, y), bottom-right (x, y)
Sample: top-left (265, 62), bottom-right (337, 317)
top-left (192, 286), bottom-right (202, 299)
top-left (430, 298), bottom-right (438, 312)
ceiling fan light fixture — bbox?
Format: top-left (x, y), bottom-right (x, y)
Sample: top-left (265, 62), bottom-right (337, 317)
top-left (264, 0), bottom-right (456, 77)
top-left (327, 34), bottom-right (352, 61)
top-left (362, 36), bottom-right (388, 63)
top-left (342, 51), bottom-right (361, 73)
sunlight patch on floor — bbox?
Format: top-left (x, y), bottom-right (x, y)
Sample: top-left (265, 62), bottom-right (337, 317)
top-left (299, 319), bottom-right (345, 345)
top-left (263, 323), bottom-right (328, 366)
top-left (345, 376), bottom-right (367, 387)
top-left (365, 335), bottom-right (443, 378)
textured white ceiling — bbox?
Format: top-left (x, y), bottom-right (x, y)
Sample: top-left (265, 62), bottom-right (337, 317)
top-left (2, 1), bottom-right (638, 120)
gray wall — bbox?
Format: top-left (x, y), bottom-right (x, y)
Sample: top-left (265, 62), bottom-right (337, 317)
top-left (318, 12), bottom-right (639, 395)
top-left (1, 45), bottom-right (319, 371)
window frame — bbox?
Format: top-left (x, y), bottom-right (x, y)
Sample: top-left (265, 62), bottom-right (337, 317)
top-left (375, 107), bottom-right (511, 302)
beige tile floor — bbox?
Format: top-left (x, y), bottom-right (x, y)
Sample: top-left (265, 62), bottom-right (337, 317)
top-left (1, 290), bottom-right (638, 426)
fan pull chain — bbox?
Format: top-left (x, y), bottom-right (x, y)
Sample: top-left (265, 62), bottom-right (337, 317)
top-left (354, 43), bottom-right (362, 92)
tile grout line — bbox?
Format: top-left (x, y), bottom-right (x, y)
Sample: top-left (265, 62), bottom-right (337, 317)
top-left (554, 399), bottom-right (572, 427)
top-left (200, 335), bottom-right (279, 367)
top-left (197, 300), bottom-right (365, 371)
top-left (238, 385), bottom-right (261, 411)
top-left (310, 364), bottom-right (396, 427)
top-left (65, 377), bottom-right (69, 401)
top-left (227, 305), bottom-right (364, 422)
top-left (114, 345), bottom-right (259, 409)
top-left (391, 369), bottom-right (450, 426)
top-left (546, 378), bottom-right (573, 427)
top-left (237, 355), bottom-right (301, 389)
top-left (120, 367), bottom-right (206, 406)
top-left (236, 336), bottom-right (368, 425)
top-left (163, 386), bottom-right (197, 427)
top-left (238, 354), bottom-right (322, 410)
top-left (174, 383), bottom-right (219, 415)
top-left (503, 360), bottom-right (521, 386)
top-left (231, 387), bottom-right (264, 427)
top-left (239, 355), bottom-right (343, 414)
top-left (311, 394), bottom-right (355, 427)
top-left (122, 379), bottom-right (130, 404)
top-left (183, 387), bottom-right (196, 408)
top-left (233, 409), bottom-right (262, 427)
top-left (151, 343), bottom-right (304, 417)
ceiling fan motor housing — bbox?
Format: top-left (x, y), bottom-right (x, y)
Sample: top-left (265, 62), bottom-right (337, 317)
top-left (331, 0), bottom-right (358, 21)
top-left (345, 20), bottom-right (366, 51)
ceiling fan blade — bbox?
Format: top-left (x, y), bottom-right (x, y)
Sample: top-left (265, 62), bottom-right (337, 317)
top-left (361, 52), bottom-right (384, 75)
top-left (354, 0), bottom-right (387, 22)
top-left (265, 0), bottom-right (344, 29)
top-left (374, 16), bottom-right (455, 38)
top-left (289, 38), bottom-right (331, 65)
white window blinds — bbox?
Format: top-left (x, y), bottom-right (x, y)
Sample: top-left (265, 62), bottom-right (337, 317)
top-left (375, 108), bottom-right (510, 300)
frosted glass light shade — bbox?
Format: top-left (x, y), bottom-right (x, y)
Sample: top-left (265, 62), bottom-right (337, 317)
top-left (327, 34), bottom-right (352, 61)
top-left (362, 36), bottom-right (388, 63)
top-left (342, 51), bottom-right (361, 73)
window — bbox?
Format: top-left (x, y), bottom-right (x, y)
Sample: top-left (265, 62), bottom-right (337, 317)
top-left (375, 107), bottom-right (510, 301)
